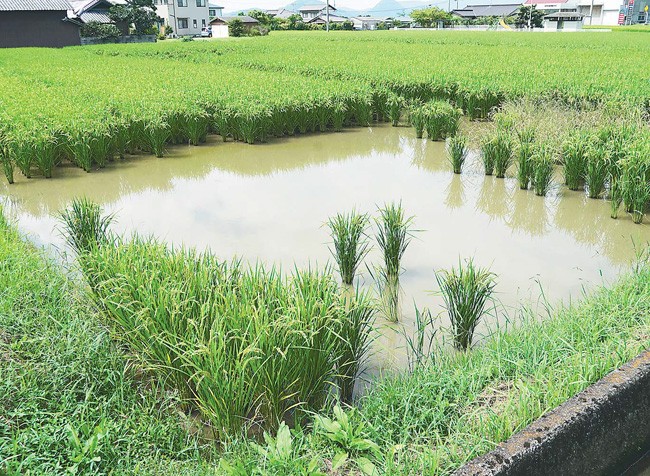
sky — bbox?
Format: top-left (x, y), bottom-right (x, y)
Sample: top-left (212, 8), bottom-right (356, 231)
top-left (220, 0), bottom-right (380, 12)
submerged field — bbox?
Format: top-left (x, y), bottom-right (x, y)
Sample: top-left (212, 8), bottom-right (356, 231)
top-left (1, 31), bottom-right (650, 474)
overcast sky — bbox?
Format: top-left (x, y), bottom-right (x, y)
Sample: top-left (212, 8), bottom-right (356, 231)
top-left (221, 0), bottom-right (379, 11)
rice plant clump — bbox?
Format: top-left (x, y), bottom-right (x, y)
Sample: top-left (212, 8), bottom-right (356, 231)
top-left (374, 202), bottom-right (415, 322)
top-left (515, 127), bottom-right (535, 190)
top-left (492, 131), bottom-right (514, 178)
top-left (531, 144), bottom-right (556, 197)
top-left (59, 198), bottom-right (114, 255)
top-left (585, 142), bottom-right (610, 199)
top-left (327, 210), bottom-right (371, 286)
top-left (78, 236), bottom-right (376, 439)
top-left (447, 134), bottom-right (468, 174)
top-left (435, 259), bottom-right (496, 351)
top-left (561, 130), bottom-right (590, 191)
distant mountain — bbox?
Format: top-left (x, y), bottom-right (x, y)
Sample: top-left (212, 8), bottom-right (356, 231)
top-left (362, 0), bottom-right (410, 17)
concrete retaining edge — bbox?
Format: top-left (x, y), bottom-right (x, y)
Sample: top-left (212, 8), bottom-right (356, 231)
top-left (455, 350), bottom-right (650, 476)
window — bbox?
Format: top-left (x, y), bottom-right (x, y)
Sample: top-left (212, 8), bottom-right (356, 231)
top-left (201, 19), bottom-right (206, 27)
top-left (193, 19), bottom-right (197, 28)
top-left (178, 17), bottom-right (188, 28)
top-left (177, 0), bottom-right (187, 6)
top-left (196, 0), bottom-right (206, 6)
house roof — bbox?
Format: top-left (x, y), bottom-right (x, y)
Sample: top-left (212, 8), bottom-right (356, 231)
top-left (0, 0), bottom-right (72, 10)
top-left (352, 16), bottom-right (383, 21)
top-left (452, 3), bottom-right (520, 17)
top-left (208, 3), bottom-right (223, 7)
top-left (209, 15), bottom-right (260, 24)
top-left (299, 3), bottom-right (336, 12)
top-left (525, 0), bottom-right (569, 3)
top-left (266, 8), bottom-right (296, 18)
top-left (307, 13), bottom-right (347, 23)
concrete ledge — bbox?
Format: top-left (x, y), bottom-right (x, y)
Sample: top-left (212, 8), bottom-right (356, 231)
top-left (455, 350), bottom-right (650, 476)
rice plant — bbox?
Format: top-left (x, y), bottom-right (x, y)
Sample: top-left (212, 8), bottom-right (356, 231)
top-left (424, 102), bottom-right (461, 141)
top-left (374, 202), bottom-right (415, 322)
top-left (75, 224), bottom-right (377, 439)
top-left (447, 134), bottom-right (468, 174)
top-left (386, 94), bottom-right (404, 127)
top-left (0, 139), bottom-right (14, 184)
top-left (410, 106), bottom-right (426, 139)
top-left (585, 143), bottom-right (609, 199)
top-left (609, 178), bottom-right (623, 219)
top-left (516, 127), bottom-right (535, 190)
top-left (326, 210), bottom-right (371, 286)
top-left (480, 135), bottom-right (497, 176)
top-left (435, 259), bottom-right (496, 351)
top-left (59, 198), bottom-right (114, 255)
top-left (531, 144), bottom-right (555, 197)
top-left (561, 131), bottom-right (590, 191)
top-left (145, 119), bottom-right (171, 158)
top-left (336, 290), bottom-right (376, 404)
top-left (492, 132), bottom-right (514, 178)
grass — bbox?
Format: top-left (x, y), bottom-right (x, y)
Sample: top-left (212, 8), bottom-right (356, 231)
top-left (0, 209), bottom-right (213, 475)
top-left (435, 259), bottom-right (496, 351)
top-left (326, 210), bottom-right (371, 286)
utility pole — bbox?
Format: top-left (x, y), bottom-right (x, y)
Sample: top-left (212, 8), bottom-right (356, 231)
top-left (326, 1), bottom-right (330, 31)
top-left (588, 0), bottom-right (594, 25)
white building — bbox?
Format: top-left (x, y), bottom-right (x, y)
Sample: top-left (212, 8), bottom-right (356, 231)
top-left (153, 0), bottom-right (210, 36)
top-left (576, 0), bottom-right (625, 24)
top-left (299, 3), bottom-right (336, 21)
top-left (352, 16), bottom-right (384, 29)
top-left (208, 3), bottom-right (223, 18)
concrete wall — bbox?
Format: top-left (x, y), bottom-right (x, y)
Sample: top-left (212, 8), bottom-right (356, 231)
top-left (456, 350), bottom-right (650, 476)
top-left (0, 11), bottom-right (80, 48)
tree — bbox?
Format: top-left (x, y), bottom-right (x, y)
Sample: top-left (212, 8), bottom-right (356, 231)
top-left (411, 7), bottom-right (450, 27)
top-left (109, 0), bottom-right (159, 35)
top-left (514, 5), bottom-right (544, 28)
top-left (248, 9), bottom-right (276, 29)
top-left (341, 19), bottom-right (354, 30)
top-left (80, 21), bottom-right (121, 39)
top-left (228, 18), bottom-right (245, 37)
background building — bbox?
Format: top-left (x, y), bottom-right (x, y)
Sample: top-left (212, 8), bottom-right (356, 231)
top-left (0, 0), bottom-right (80, 47)
top-left (154, 0), bottom-right (209, 36)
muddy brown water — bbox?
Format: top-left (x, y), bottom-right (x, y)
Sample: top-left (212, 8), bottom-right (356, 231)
top-left (2, 124), bottom-right (649, 373)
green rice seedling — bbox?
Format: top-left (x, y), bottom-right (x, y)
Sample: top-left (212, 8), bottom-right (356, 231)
top-left (629, 177), bottom-right (650, 224)
top-left (561, 130), bottom-right (591, 191)
top-left (332, 101), bottom-right (347, 132)
top-left (610, 178), bottom-right (622, 219)
top-left (336, 290), bottom-right (376, 404)
top-left (515, 127), bottom-right (535, 190)
top-left (91, 126), bottom-right (114, 168)
top-left (69, 132), bottom-right (94, 172)
top-left (531, 144), bottom-right (555, 197)
top-left (145, 119), bottom-right (170, 158)
top-left (480, 135), bottom-right (497, 176)
top-left (186, 111), bottom-right (210, 145)
top-left (387, 94), bottom-right (404, 127)
top-left (327, 210), bottom-right (371, 286)
top-left (12, 138), bottom-right (34, 178)
top-left (424, 101), bottom-right (461, 141)
top-left (374, 202), bottom-right (415, 322)
top-left (59, 198), bottom-right (114, 255)
top-left (447, 134), bottom-right (468, 174)
top-left (435, 258), bottom-right (496, 351)
top-left (619, 151), bottom-right (650, 224)
top-left (0, 147), bottom-right (13, 184)
top-left (33, 131), bottom-right (59, 178)
top-left (353, 98), bottom-right (373, 127)
top-left (492, 131), bottom-right (514, 178)
top-left (585, 143), bottom-right (610, 199)
top-left (410, 106), bottom-right (426, 139)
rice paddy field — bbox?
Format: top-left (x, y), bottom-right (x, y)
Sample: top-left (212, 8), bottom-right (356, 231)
top-left (1, 30), bottom-right (650, 475)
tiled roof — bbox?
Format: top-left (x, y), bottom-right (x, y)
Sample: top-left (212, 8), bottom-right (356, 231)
top-left (0, 0), bottom-right (72, 10)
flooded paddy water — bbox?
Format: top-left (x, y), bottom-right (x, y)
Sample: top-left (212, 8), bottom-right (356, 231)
top-left (2, 124), bottom-right (649, 373)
